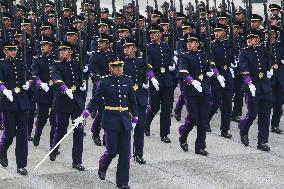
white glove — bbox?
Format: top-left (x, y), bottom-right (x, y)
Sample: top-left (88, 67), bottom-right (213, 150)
top-left (132, 122), bottom-right (137, 129)
top-left (174, 51), bottom-right (178, 56)
top-left (151, 78), bottom-right (159, 91)
top-left (169, 64), bottom-right (176, 71)
top-left (3, 89), bottom-right (13, 102)
top-left (87, 51), bottom-right (93, 56)
top-left (173, 56), bottom-right (178, 64)
top-left (217, 75), bottom-right (226, 88)
top-left (40, 82), bottom-right (49, 92)
top-left (191, 80), bottom-right (203, 93)
top-left (65, 88), bottom-right (74, 99)
top-left (230, 68), bottom-right (235, 78)
top-left (83, 65), bottom-right (88, 73)
top-left (142, 83), bottom-right (149, 89)
top-left (267, 69), bottom-right (273, 79)
top-left (22, 81), bottom-right (30, 90)
top-left (281, 60), bottom-right (284, 64)
top-left (80, 81), bottom-right (87, 91)
top-left (248, 83), bottom-right (256, 97)
top-left (73, 116), bottom-right (85, 128)
top-left (206, 71), bottom-right (214, 78)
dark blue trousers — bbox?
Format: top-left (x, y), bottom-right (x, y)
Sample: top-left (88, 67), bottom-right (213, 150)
top-left (145, 86), bottom-right (173, 137)
top-left (209, 84), bottom-right (233, 131)
top-left (52, 103), bottom-right (84, 164)
top-left (133, 105), bottom-right (147, 156)
top-left (271, 83), bottom-right (283, 128)
top-left (179, 95), bottom-right (209, 150)
top-left (34, 103), bottom-right (56, 147)
top-left (238, 93), bottom-right (272, 144)
top-left (232, 73), bottom-right (244, 117)
top-left (27, 92), bottom-right (36, 137)
top-left (99, 126), bottom-right (131, 186)
top-left (0, 111), bottom-right (28, 168)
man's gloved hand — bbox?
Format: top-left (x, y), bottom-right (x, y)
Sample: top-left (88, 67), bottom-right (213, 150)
top-left (248, 83), bottom-right (256, 97)
top-left (217, 75), bottom-right (226, 88)
top-left (83, 65), bottom-right (88, 73)
top-left (40, 82), bottom-right (49, 92)
top-left (151, 78), bottom-right (159, 91)
top-left (73, 116), bottom-right (85, 128)
top-left (267, 69), bottom-right (273, 79)
top-left (3, 89), bottom-right (13, 102)
top-left (191, 80), bottom-right (203, 92)
top-left (142, 83), bottom-right (149, 89)
top-left (230, 68), bottom-right (235, 78)
top-left (206, 71), bottom-right (214, 78)
top-left (169, 64), bottom-right (176, 71)
top-left (65, 88), bottom-right (74, 99)
top-left (80, 81), bottom-right (87, 91)
top-left (22, 81), bottom-right (30, 90)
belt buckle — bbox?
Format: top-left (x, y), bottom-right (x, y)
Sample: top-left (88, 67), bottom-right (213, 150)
top-left (71, 85), bottom-right (76, 92)
top-left (198, 74), bottom-right (204, 81)
top-left (259, 72), bottom-right (264, 79)
top-left (272, 64), bottom-right (278, 69)
top-left (160, 67), bottom-right (165, 73)
top-left (223, 65), bottom-right (228, 70)
top-left (14, 86), bottom-right (20, 93)
top-left (48, 80), bottom-right (53, 86)
top-left (119, 106), bottom-right (123, 112)
top-left (133, 84), bottom-right (139, 91)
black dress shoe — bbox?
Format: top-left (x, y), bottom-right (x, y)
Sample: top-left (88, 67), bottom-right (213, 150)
top-left (92, 134), bottom-right (101, 146)
top-left (195, 149), bottom-right (209, 156)
top-left (221, 131), bottom-right (232, 138)
top-left (144, 130), bottom-right (150, 136)
top-left (207, 125), bottom-right (212, 132)
top-left (49, 152), bottom-right (57, 161)
top-left (98, 169), bottom-right (106, 180)
top-left (0, 153), bottom-right (8, 167)
top-left (240, 132), bottom-right (249, 146)
top-left (33, 138), bottom-right (40, 146)
top-left (232, 116), bottom-right (241, 123)
top-left (161, 136), bottom-right (171, 143)
top-left (257, 143), bottom-right (270, 152)
top-left (174, 113), bottom-right (181, 121)
top-left (117, 184), bottom-right (130, 189)
top-left (0, 125), bottom-right (3, 130)
top-left (17, 167), bottom-right (28, 175)
top-left (72, 164), bottom-right (85, 171)
top-left (134, 155), bottom-right (146, 164)
top-left (28, 136), bottom-right (34, 141)
top-left (179, 137), bottom-right (188, 152)
top-left (271, 127), bottom-right (283, 134)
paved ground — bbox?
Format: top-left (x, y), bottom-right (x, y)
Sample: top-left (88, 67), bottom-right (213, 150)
top-left (0, 80), bottom-right (283, 188)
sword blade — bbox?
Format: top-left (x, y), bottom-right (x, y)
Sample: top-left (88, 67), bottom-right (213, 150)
top-left (34, 125), bottom-right (77, 171)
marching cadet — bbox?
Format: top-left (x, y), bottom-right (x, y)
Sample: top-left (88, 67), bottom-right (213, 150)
top-left (121, 38), bottom-right (148, 164)
top-left (31, 36), bottom-right (57, 147)
top-left (90, 19), bottom-right (110, 52)
top-left (151, 10), bottom-right (163, 25)
top-left (144, 24), bottom-right (175, 143)
top-left (35, 22), bottom-right (55, 55)
top-left (208, 23), bottom-right (234, 138)
top-left (89, 33), bottom-right (112, 146)
top-left (269, 4), bottom-right (281, 20)
top-left (14, 4), bottom-right (27, 30)
top-left (269, 26), bottom-right (284, 134)
top-left (178, 33), bottom-right (212, 156)
top-left (0, 40), bottom-right (30, 175)
top-left (41, 1), bottom-right (55, 22)
top-left (238, 29), bottom-right (273, 151)
top-left (116, 25), bottom-right (132, 56)
top-left (1, 13), bottom-right (15, 42)
top-left (250, 14), bottom-right (264, 40)
top-left (176, 13), bottom-right (186, 39)
top-left (50, 41), bottom-right (86, 170)
top-left (232, 21), bottom-right (246, 123)
top-left (74, 56), bottom-right (138, 189)
top-left (66, 27), bottom-right (80, 60)
top-left (62, 4), bottom-right (75, 32)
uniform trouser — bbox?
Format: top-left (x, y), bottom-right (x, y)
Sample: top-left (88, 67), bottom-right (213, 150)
top-left (179, 95), bottom-right (209, 150)
top-left (232, 77), bottom-right (244, 117)
top-left (99, 127), bottom-right (131, 186)
top-left (28, 94), bottom-right (36, 137)
top-left (145, 86), bottom-right (173, 137)
top-left (238, 93), bottom-right (272, 144)
top-left (209, 85), bottom-right (233, 131)
top-left (174, 81), bottom-right (185, 116)
top-left (91, 103), bottom-right (104, 136)
top-left (0, 112), bottom-right (2, 126)
top-left (133, 105), bottom-right (147, 156)
top-left (34, 102), bottom-right (56, 148)
top-left (52, 106), bottom-right (84, 164)
top-left (271, 83), bottom-right (284, 128)
top-left (0, 111), bottom-right (28, 168)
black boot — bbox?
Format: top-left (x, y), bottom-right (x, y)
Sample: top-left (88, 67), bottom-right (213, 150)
top-left (134, 155), bottom-right (146, 164)
top-left (92, 134), bottom-right (101, 146)
top-left (207, 125), bottom-right (212, 132)
top-left (17, 167), bottom-right (28, 176)
top-left (179, 136), bottom-right (188, 152)
top-left (232, 115), bottom-right (241, 123)
top-left (257, 143), bottom-right (270, 152)
top-left (98, 169), bottom-right (106, 180)
top-left (195, 149), bottom-right (209, 156)
top-left (33, 137), bottom-right (40, 146)
top-left (0, 125), bottom-right (3, 130)
top-left (174, 113), bottom-right (181, 121)
top-left (221, 130), bottom-right (232, 138)
top-left (271, 127), bottom-right (283, 134)
top-left (144, 130), bottom-right (150, 136)
top-left (161, 136), bottom-right (171, 143)
top-left (0, 153), bottom-right (8, 167)
top-left (117, 184), bottom-right (130, 189)
top-left (240, 131), bottom-right (249, 146)
top-left (49, 151), bottom-right (57, 161)
top-left (72, 163), bottom-right (85, 171)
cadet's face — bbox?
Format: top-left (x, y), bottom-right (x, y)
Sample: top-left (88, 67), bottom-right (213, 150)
top-left (247, 36), bottom-right (259, 47)
top-left (100, 13), bottom-right (108, 19)
top-left (23, 24), bottom-right (32, 32)
top-left (3, 19), bottom-right (12, 27)
top-left (124, 45), bottom-right (136, 56)
top-left (98, 41), bottom-right (109, 51)
top-left (139, 20), bottom-right (145, 28)
top-left (17, 10), bottom-right (24, 17)
top-left (151, 16), bottom-right (160, 23)
top-left (187, 40), bottom-right (199, 51)
top-left (44, 5), bottom-right (52, 13)
top-left (161, 25), bottom-right (169, 33)
top-left (100, 25), bottom-right (109, 33)
top-left (111, 65), bottom-right (123, 76)
top-left (176, 19), bottom-right (183, 26)
top-left (271, 19), bottom-right (278, 26)
top-left (233, 27), bottom-right (240, 35)
top-left (5, 48), bottom-right (17, 58)
top-left (59, 49), bottom-right (72, 60)
top-left (119, 31), bottom-right (130, 38)
top-left (251, 21), bottom-right (260, 29)
top-left (183, 28), bottom-right (192, 34)
top-left (214, 30), bottom-right (225, 39)
top-left (48, 17), bottom-right (56, 25)
top-left (41, 28), bottom-right (52, 36)
top-left (15, 35), bottom-right (23, 43)
top-left (41, 44), bottom-right (52, 54)
top-left (150, 31), bottom-right (161, 42)
top-left (63, 10), bottom-right (72, 17)
top-left (218, 19), bottom-right (227, 25)
top-left (74, 22), bottom-right (84, 30)
top-left (67, 34), bottom-right (78, 44)
top-left (271, 10), bottom-right (279, 15)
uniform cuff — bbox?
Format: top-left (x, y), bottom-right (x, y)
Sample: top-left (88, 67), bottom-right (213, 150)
top-left (185, 75), bottom-right (193, 83)
top-left (82, 109), bottom-right (90, 119)
top-left (244, 76), bottom-right (252, 84)
top-left (0, 84), bottom-right (7, 92)
top-left (36, 79), bottom-right (43, 87)
top-left (213, 68), bottom-right (219, 75)
top-left (59, 84), bottom-right (68, 92)
top-left (147, 71), bottom-right (155, 79)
